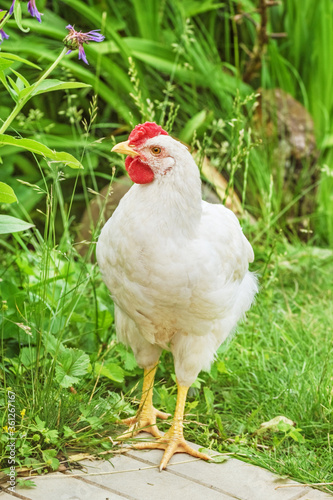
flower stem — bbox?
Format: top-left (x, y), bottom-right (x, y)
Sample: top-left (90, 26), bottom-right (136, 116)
top-left (0, 47), bottom-right (68, 134)
top-left (0, 10), bottom-right (10, 31)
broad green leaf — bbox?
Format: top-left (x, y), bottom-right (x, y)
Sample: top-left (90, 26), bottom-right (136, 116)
top-left (15, 76), bottom-right (26, 92)
top-left (288, 429), bottom-right (306, 443)
top-left (94, 361), bottom-right (125, 383)
top-left (123, 350), bottom-right (137, 371)
top-left (97, 309), bottom-right (113, 330)
top-left (84, 416), bottom-right (102, 429)
top-left (0, 215), bottom-right (34, 234)
top-left (20, 346), bottom-right (39, 367)
top-left (216, 360), bottom-right (229, 374)
top-left (209, 454), bottom-right (228, 464)
top-left (4, 42), bottom-right (133, 123)
top-left (31, 79), bottom-right (91, 96)
top-left (277, 420), bottom-right (293, 433)
top-left (42, 449), bottom-right (59, 471)
top-left (0, 134), bottom-right (83, 169)
top-left (0, 52), bottom-right (41, 69)
top-left (0, 60), bottom-right (13, 71)
top-left (0, 10), bottom-right (7, 22)
top-left (0, 182), bottom-right (17, 204)
top-left (55, 348), bottom-right (90, 388)
top-left (203, 386), bottom-right (214, 412)
top-left (33, 416), bottom-right (46, 431)
top-left (16, 478), bottom-right (36, 489)
top-left (11, 69), bottom-right (30, 89)
top-left (7, 75), bottom-right (20, 97)
top-left (24, 458), bottom-right (41, 470)
top-left (183, 1), bottom-right (225, 17)
top-left (199, 449), bottom-right (228, 464)
top-left (63, 426), bottom-right (76, 439)
top-left (0, 71), bottom-right (15, 101)
top-left (14, 0), bottom-right (30, 33)
top-left (42, 333), bottom-right (67, 357)
top-left (44, 429), bottom-right (59, 444)
top-left (179, 110), bottom-right (208, 143)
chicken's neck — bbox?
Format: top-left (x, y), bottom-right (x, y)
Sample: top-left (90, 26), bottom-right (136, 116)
top-left (128, 159), bottom-right (202, 238)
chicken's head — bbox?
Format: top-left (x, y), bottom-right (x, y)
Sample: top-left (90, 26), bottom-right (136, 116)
top-left (112, 122), bottom-right (186, 184)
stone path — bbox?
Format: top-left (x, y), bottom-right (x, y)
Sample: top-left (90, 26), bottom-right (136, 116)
top-left (1, 436), bottom-right (332, 500)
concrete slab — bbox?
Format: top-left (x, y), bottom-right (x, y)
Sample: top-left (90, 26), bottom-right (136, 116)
top-left (125, 448), bottom-right (310, 500)
top-left (0, 436), bottom-right (332, 500)
top-left (77, 453), bottom-right (234, 500)
top-left (0, 472), bottom-right (122, 500)
top-left (124, 435), bottom-right (330, 500)
top-left (0, 493), bottom-right (16, 500)
top-left (295, 488), bottom-right (333, 499)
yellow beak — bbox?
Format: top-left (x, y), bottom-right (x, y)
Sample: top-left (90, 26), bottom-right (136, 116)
top-left (111, 140), bottom-right (139, 157)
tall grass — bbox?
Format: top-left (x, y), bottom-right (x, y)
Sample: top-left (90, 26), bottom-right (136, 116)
top-left (0, 112), bottom-right (132, 472)
top-left (268, 0), bottom-right (333, 242)
top-left (2, 0), bottom-right (331, 243)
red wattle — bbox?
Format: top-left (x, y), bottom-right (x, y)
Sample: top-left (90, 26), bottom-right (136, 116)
top-left (125, 156), bottom-right (154, 184)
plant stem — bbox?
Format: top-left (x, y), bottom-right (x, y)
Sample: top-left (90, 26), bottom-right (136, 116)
top-left (0, 9), bottom-right (10, 31)
top-left (0, 47), bottom-right (68, 134)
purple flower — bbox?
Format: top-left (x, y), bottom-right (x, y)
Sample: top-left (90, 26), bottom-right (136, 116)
top-left (9, 0), bottom-right (15, 15)
top-left (27, 0), bottom-right (42, 22)
top-left (0, 28), bottom-right (9, 44)
top-left (63, 24), bottom-right (105, 65)
top-left (9, 0), bottom-right (42, 22)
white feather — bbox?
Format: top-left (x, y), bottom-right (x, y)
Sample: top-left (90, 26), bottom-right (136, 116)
top-left (97, 134), bottom-right (258, 386)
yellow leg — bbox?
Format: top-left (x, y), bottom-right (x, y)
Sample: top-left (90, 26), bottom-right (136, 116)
top-left (117, 364), bottom-right (170, 439)
top-left (131, 382), bottom-right (211, 471)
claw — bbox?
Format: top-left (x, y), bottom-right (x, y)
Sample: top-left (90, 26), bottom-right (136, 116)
top-left (118, 416), bottom-right (137, 426)
top-left (130, 431), bottom-right (211, 470)
top-left (117, 406), bottom-right (171, 440)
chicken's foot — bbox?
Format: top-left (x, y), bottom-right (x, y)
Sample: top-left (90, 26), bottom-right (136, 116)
top-left (129, 383), bottom-right (211, 471)
top-left (117, 364), bottom-right (170, 439)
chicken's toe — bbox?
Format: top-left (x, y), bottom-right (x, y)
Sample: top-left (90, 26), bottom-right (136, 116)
top-left (117, 406), bottom-right (171, 440)
top-left (131, 434), bottom-right (211, 470)
top-left (159, 439), bottom-right (211, 470)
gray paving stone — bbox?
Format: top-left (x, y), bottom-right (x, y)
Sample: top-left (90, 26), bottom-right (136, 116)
top-left (297, 488), bottom-right (333, 499)
top-left (0, 473), bottom-right (122, 500)
top-left (125, 444), bottom-right (326, 500)
top-left (0, 493), bottom-right (16, 500)
top-left (78, 453), bottom-right (235, 500)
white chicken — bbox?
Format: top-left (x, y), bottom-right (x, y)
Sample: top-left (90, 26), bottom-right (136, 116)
top-left (96, 122), bottom-right (258, 470)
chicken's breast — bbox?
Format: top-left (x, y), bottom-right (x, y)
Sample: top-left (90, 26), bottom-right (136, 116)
top-left (97, 195), bottom-right (257, 349)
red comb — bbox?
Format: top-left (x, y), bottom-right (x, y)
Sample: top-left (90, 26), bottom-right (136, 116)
top-left (128, 122), bottom-right (168, 147)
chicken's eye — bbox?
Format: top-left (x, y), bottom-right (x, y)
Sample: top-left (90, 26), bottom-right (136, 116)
top-left (151, 147), bottom-right (161, 155)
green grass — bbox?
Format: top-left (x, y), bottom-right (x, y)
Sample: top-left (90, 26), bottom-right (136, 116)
top-left (178, 239), bottom-right (333, 492)
top-left (1, 189), bottom-right (332, 492)
top-left (0, 222), bottom-right (137, 474)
